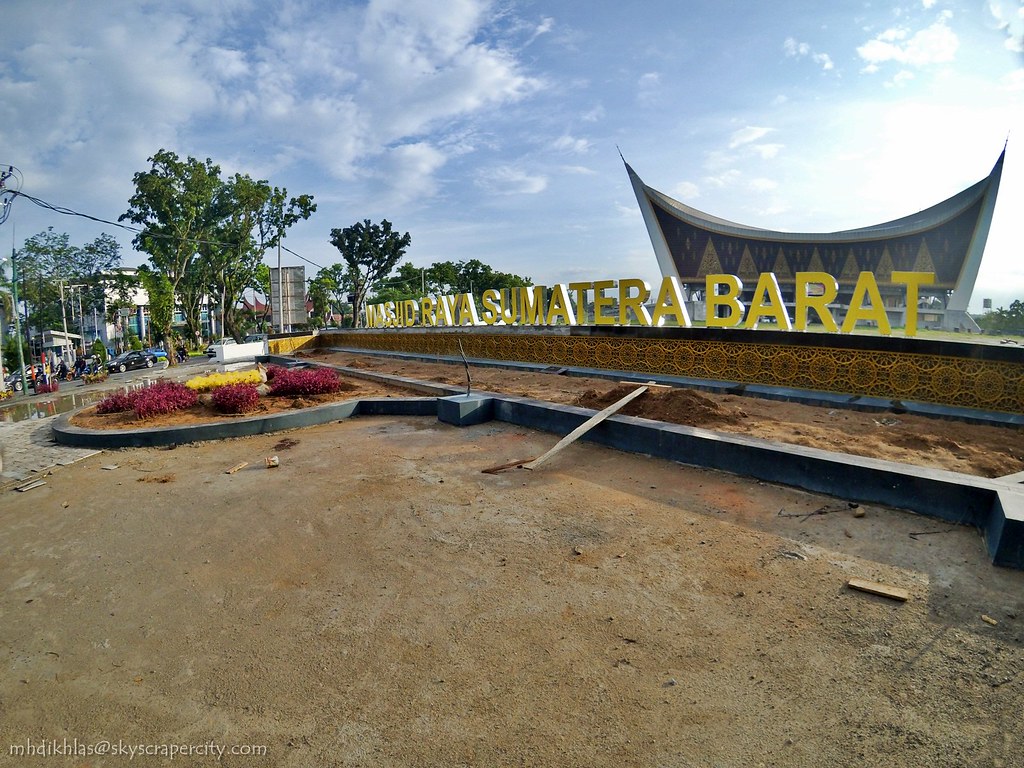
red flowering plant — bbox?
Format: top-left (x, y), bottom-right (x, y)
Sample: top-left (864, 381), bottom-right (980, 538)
top-left (132, 381), bottom-right (198, 419)
top-left (95, 381), bottom-right (198, 419)
top-left (95, 392), bottom-right (135, 414)
top-left (211, 383), bottom-right (261, 414)
top-left (267, 367), bottom-right (343, 397)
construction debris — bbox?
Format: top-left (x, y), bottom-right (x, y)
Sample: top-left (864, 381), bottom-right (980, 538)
top-left (524, 386), bottom-right (648, 471)
top-left (481, 385), bottom-right (649, 474)
top-left (225, 462), bottom-right (248, 474)
top-left (847, 578), bottom-right (909, 602)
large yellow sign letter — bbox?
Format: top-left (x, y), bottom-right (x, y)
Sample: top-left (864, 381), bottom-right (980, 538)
top-left (706, 274), bottom-right (745, 328)
top-left (841, 272), bottom-right (891, 335)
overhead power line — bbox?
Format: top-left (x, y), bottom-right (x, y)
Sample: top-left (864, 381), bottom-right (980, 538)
top-left (6, 189), bottom-right (325, 270)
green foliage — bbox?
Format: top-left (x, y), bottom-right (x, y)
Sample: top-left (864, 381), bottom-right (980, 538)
top-left (368, 259), bottom-right (532, 305)
top-left (12, 228), bottom-right (124, 338)
top-left (329, 219), bottom-right (411, 327)
top-left (3, 335), bottom-right (29, 375)
top-left (120, 150), bottom-right (222, 346)
top-left (122, 149), bottom-right (315, 342)
top-left (976, 301), bottom-right (1024, 335)
top-left (91, 339), bottom-right (107, 364)
top-left (308, 263), bottom-right (353, 327)
top-left (138, 266), bottom-right (174, 346)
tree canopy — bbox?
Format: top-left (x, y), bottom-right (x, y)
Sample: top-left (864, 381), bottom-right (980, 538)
top-left (976, 301), bottom-right (1024, 335)
top-left (121, 149), bottom-right (314, 351)
top-left (329, 219), bottom-right (411, 328)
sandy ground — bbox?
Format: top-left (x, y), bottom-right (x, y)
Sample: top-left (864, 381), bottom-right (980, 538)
top-left (2, 352), bottom-right (1023, 767)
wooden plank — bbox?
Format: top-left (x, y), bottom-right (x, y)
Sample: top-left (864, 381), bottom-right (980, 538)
top-left (847, 578), bottom-right (910, 602)
top-left (523, 386), bottom-right (648, 471)
top-left (225, 462), bottom-right (248, 474)
top-left (481, 457), bottom-right (535, 475)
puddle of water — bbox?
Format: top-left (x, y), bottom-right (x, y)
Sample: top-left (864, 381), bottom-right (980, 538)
top-left (0, 381), bottom-right (155, 423)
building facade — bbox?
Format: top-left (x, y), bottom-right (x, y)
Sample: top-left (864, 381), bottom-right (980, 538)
top-left (626, 150), bottom-right (1005, 332)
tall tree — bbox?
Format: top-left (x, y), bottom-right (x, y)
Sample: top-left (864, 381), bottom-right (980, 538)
top-left (137, 266), bottom-right (174, 347)
top-left (206, 175), bottom-right (315, 340)
top-left (328, 219), bottom-right (411, 328)
top-left (120, 150), bottom-right (222, 363)
top-left (308, 263), bottom-right (353, 327)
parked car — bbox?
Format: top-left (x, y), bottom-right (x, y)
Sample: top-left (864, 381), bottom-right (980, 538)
top-left (146, 346), bottom-right (168, 361)
top-left (205, 338), bottom-right (237, 357)
top-left (243, 333), bottom-right (268, 344)
top-left (107, 350), bottom-right (158, 373)
top-left (4, 364), bottom-right (45, 391)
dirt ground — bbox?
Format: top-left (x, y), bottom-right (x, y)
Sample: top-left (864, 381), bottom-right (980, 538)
top-left (312, 349), bottom-right (1024, 478)
top-left (3, 351), bottom-right (1023, 767)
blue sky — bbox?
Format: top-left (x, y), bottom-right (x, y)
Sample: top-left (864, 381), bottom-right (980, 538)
top-left (1, 0), bottom-right (1022, 312)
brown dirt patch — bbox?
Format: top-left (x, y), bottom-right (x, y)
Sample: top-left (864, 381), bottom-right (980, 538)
top-left (2, 415), bottom-right (1021, 767)
top-left (318, 351), bottom-right (1024, 478)
top-left (65, 352), bottom-right (1024, 478)
top-left (3, 351), bottom-right (1023, 766)
top-left (576, 383), bottom-right (747, 428)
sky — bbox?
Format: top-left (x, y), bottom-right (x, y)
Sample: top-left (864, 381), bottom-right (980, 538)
top-left (0, 0), bottom-right (1022, 312)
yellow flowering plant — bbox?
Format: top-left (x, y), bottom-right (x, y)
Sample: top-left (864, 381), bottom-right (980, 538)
top-left (185, 369), bottom-right (263, 393)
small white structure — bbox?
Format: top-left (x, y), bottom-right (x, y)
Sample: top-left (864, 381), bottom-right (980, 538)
top-left (212, 341), bottom-right (267, 364)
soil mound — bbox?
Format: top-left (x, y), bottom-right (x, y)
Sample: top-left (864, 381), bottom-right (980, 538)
top-left (575, 384), bottom-right (746, 429)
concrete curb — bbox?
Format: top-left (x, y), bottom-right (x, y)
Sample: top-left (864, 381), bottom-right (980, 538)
top-left (51, 364), bottom-right (1024, 569)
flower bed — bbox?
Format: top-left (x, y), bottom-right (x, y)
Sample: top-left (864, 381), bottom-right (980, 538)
top-left (186, 369), bottom-right (263, 393)
top-left (266, 366), bottom-right (343, 396)
top-left (95, 380), bottom-right (199, 420)
top-left (211, 383), bottom-right (261, 414)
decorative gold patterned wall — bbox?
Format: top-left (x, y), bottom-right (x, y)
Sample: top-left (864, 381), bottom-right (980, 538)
top-left (319, 331), bottom-right (1024, 414)
top-left (269, 336), bottom-right (317, 356)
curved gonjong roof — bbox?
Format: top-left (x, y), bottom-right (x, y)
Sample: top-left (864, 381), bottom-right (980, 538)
top-left (626, 149), bottom-right (1004, 312)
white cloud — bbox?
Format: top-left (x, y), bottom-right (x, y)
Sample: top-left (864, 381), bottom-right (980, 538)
top-left (887, 69), bottom-right (917, 88)
top-left (783, 38), bottom-right (810, 57)
top-left (0, 0), bottom-right (547, 217)
top-left (376, 142), bottom-right (447, 203)
top-left (783, 37), bottom-right (834, 71)
top-left (987, 0), bottom-right (1024, 53)
top-left (748, 178), bottom-right (778, 193)
top-left (752, 143), bottom-right (784, 159)
top-left (637, 72), bottom-right (660, 106)
top-left (670, 181), bottom-right (700, 199)
top-left (475, 165), bottom-right (548, 195)
top-left (729, 126), bottom-right (772, 148)
top-left (551, 135), bottom-right (592, 154)
top-left (857, 12), bottom-right (959, 71)
top-left (703, 169), bottom-right (742, 189)
top-left (813, 53), bottom-right (835, 71)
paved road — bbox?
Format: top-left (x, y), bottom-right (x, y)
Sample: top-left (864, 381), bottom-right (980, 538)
top-left (0, 358), bottom-right (209, 487)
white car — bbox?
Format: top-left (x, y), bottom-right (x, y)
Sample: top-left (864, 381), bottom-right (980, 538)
top-left (205, 338), bottom-right (237, 356)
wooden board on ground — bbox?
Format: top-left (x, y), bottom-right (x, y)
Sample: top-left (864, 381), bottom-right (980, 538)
top-left (847, 578), bottom-right (910, 602)
top-left (523, 386), bottom-right (648, 471)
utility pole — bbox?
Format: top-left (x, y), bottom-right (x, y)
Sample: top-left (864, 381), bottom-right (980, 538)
top-left (10, 238), bottom-right (27, 394)
top-left (276, 239), bottom-right (285, 334)
top-left (58, 280), bottom-right (71, 367)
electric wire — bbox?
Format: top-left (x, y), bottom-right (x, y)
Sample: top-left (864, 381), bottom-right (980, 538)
top-left (6, 189), bottom-right (326, 270)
